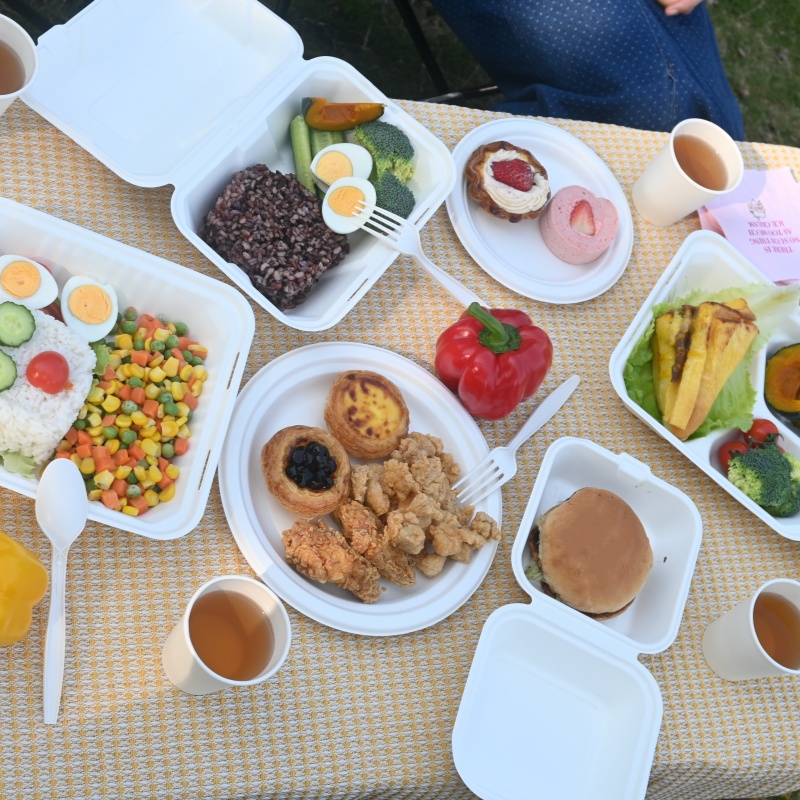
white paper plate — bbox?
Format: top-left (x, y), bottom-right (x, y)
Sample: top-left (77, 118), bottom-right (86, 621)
top-left (218, 342), bottom-right (502, 636)
top-left (446, 118), bottom-right (633, 304)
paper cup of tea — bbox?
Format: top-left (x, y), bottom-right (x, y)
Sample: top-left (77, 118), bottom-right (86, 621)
top-left (632, 118), bottom-right (744, 227)
top-left (162, 575), bottom-right (291, 696)
top-left (0, 15), bottom-right (38, 117)
top-left (702, 578), bottom-right (800, 682)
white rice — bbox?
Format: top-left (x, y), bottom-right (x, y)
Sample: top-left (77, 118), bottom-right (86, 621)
top-left (0, 309), bottom-right (96, 465)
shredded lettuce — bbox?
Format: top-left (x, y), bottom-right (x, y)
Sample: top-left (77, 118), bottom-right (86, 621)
top-left (623, 282), bottom-right (800, 440)
top-left (0, 450), bottom-right (37, 478)
top-left (90, 340), bottom-right (111, 376)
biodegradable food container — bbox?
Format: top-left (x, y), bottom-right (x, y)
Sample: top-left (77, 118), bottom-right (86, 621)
top-left (0, 198), bottom-right (254, 539)
top-left (609, 230), bottom-right (800, 541)
top-left (453, 437), bottom-right (702, 800)
top-left (22, 0), bottom-right (456, 331)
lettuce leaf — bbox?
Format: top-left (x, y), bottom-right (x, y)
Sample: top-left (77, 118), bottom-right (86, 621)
top-left (623, 282), bottom-right (800, 440)
top-left (0, 450), bottom-right (37, 478)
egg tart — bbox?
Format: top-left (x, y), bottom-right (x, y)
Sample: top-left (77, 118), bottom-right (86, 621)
top-left (465, 140), bottom-right (551, 222)
top-left (261, 425), bottom-right (351, 517)
top-left (324, 370), bottom-right (410, 459)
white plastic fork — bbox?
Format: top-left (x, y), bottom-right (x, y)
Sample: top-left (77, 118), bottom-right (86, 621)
top-left (354, 200), bottom-right (484, 307)
top-left (452, 375), bottom-right (581, 507)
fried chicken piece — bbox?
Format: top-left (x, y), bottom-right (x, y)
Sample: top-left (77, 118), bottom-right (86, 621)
top-left (385, 509), bottom-right (426, 555)
top-left (351, 463), bottom-right (391, 516)
top-left (282, 518), bottom-right (381, 603)
top-left (470, 511), bottom-right (502, 544)
top-left (428, 511), bottom-right (466, 557)
top-left (334, 500), bottom-right (415, 587)
top-left (381, 458), bottom-right (419, 503)
top-left (410, 456), bottom-right (452, 506)
top-left (449, 542), bottom-right (474, 563)
top-left (391, 432), bottom-right (444, 464)
top-left (413, 550), bottom-right (447, 578)
top-left (400, 492), bottom-right (443, 529)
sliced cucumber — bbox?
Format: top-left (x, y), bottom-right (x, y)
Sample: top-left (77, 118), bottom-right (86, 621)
top-left (289, 114), bottom-right (316, 194)
top-left (310, 128), bottom-right (345, 158)
top-left (0, 302), bottom-right (35, 347)
top-left (0, 350), bottom-right (17, 391)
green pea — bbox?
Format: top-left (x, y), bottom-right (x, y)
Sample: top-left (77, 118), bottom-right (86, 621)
top-left (158, 392), bottom-right (173, 405)
top-left (191, 356), bottom-right (204, 367)
top-left (160, 443), bottom-right (175, 459)
top-left (126, 485), bottom-right (142, 498)
top-left (102, 426), bottom-right (119, 440)
top-left (185, 409), bottom-right (193, 422)
top-left (126, 472), bottom-right (139, 485)
top-left (74, 418), bottom-right (88, 430)
top-left (128, 377), bottom-right (143, 389)
top-left (85, 478), bottom-right (98, 492)
top-left (165, 334), bottom-right (180, 349)
top-left (150, 340), bottom-right (166, 353)
top-left (120, 320), bottom-right (137, 335)
top-left (124, 307), bottom-right (138, 321)
top-left (121, 400), bottom-right (138, 415)
top-left (133, 339), bottom-right (145, 351)
top-left (174, 322), bottom-right (188, 336)
top-left (120, 429), bottom-right (137, 445)
top-left (164, 402), bottom-right (180, 417)
top-left (182, 350), bottom-right (193, 362)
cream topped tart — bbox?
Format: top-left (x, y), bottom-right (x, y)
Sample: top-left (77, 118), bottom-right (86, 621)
top-left (465, 141), bottom-right (551, 222)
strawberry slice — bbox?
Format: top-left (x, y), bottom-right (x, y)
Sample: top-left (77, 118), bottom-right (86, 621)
top-left (491, 159), bottom-right (535, 192)
top-left (569, 200), bottom-right (596, 236)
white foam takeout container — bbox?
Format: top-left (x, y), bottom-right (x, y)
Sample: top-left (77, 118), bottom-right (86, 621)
top-left (21, 0), bottom-right (456, 331)
top-left (452, 437), bottom-right (702, 800)
top-left (609, 230), bottom-right (800, 541)
top-left (0, 198), bottom-right (254, 539)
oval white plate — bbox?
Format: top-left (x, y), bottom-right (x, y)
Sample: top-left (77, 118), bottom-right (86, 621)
top-left (218, 342), bottom-right (502, 636)
top-left (447, 118), bottom-right (634, 304)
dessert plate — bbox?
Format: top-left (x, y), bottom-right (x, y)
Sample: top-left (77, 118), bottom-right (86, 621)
top-left (218, 342), bottom-right (502, 636)
top-left (447, 118), bottom-right (633, 304)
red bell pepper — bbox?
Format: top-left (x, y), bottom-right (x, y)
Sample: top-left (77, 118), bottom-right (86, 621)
top-left (435, 303), bottom-right (552, 420)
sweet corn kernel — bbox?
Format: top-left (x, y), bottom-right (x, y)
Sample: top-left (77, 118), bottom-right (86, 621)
top-left (131, 411), bottom-right (148, 427)
top-left (139, 426), bottom-right (157, 439)
top-left (122, 505), bottom-right (139, 516)
top-left (144, 383), bottom-right (161, 400)
top-left (144, 489), bottom-right (160, 507)
top-left (95, 470), bottom-right (114, 490)
top-left (133, 466), bottom-right (148, 482)
top-left (145, 454), bottom-right (158, 467)
top-left (106, 439), bottom-right (120, 455)
top-left (85, 403), bottom-right (102, 415)
top-left (56, 440), bottom-right (72, 452)
top-left (108, 354), bottom-right (122, 369)
top-left (148, 466), bottom-right (162, 483)
top-left (141, 417), bottom-right (156, 430)
top-left (153, 328), bottom-right (170, 342)
top-left (191, 365), bottom-right (207, 381)
top-left (191, 382), bottom-right (203, 398)
top-left (79, 457), bottom-right (95, 475)
top-left (165, 464), bottom-right (180, 480)
top-left (179, 364), bottom-right (194, 382)
top-left (69, 454), bottom-right (81, 467)
top-left (88, 489), bottom-right (104, 501)
top-left (88, 412), bottom-right (103, 428)
top-left (91, 435), bottom-right (104, 446)
top-left (176, 402), bottom-right (190, 417)
top-left (156, 405), bottom-right (165, 420)
top-left (141, 439), bottom-right (159, 457)
top-left (87, 387), bottom-right (105, 404)
top-left (144, 337), bottom-right (153, 352)
top-left (129, 364), bottom-right (145, 379)
top-left (149, 366), bottom-right (166, 383)
top-left (160, 420), bottom-right (179, 438)
top-left (116, 414), bottom-right (132, 429)
top-left (159, 484), bottom-right (176, 503)
top-left (86, 425), bottom-right (103, 437)
top-left (114, 466), bottom-right (132, 480)
top-left (115, 334), bottom-right (134, 350)
top-left (162, 357), bottom-right (179, 378)
top-left (170, 383), bottom-right (185, 401)
top-left (117, 364), bottom-right (132, 379)
top-left (101, 395), bottom-right (121, 413)
top-left (149, 353), bottom-right (164, 368)
top-left (178, 425), bottom-right (191, 439)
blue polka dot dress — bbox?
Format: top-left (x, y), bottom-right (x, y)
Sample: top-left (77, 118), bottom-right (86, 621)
top-left (429, 0), bottom-right (745, 138)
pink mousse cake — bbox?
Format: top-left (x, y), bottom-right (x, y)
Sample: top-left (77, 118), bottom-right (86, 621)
top-left (539, 185), bottom-right (619, 265)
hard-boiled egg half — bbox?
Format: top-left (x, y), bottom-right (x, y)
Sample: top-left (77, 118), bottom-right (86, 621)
top-left (311, 143), bottom-right (373, 191)
top-left (0, 254), bottom-right (58, 309)
top-left (61, 276), bottom-right (118, 341)
top-left (322, 177), bottom-right (377, 235)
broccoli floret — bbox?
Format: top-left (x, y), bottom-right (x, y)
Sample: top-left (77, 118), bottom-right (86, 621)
top-left (727, 443), bottom-right (800, 517)
top-left (354, 120), bottom-right (415, 183)
top-left (372, 172), bottom-right (416, 219)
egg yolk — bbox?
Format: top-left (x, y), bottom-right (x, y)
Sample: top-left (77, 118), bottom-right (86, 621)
top-left (68, 284), bottom-right (112, 325)
top-left (328, 186), bottom-right (365, 217)
top-left (316, 151), bottom-right (353, 185)
top-left (1, 261), bottom-right (41, 299)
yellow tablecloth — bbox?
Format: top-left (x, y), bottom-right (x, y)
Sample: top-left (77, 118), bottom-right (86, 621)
top-left (1, 98), bottom-right (799, 800)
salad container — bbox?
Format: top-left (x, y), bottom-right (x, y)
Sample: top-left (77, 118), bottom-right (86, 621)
top-left (609, 230), bottom-right (800, 541)
top-left (0, 198), bottom-right (254, 539)
top-left (452, 437), bottom-right (702, 800)
top-left (21, 0), bottom-right (456, 331)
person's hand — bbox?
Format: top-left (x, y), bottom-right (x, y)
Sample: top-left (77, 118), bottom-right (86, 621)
top-left (658, 0), bottom-right (704, 15)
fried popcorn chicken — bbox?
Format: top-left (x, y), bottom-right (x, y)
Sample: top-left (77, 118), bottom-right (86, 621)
top-left (385, 509), bottom-right (427, 555)
top-left (282, 518), bottom-right (381, 603)
top-left (334, 500), bottom-right (415, 587)
top-left (413, 550), bottom-right (447, 578)
top-left (351, 463), bottom-right (391, 516)
top-left (381, 458), bottom-right (419, 503)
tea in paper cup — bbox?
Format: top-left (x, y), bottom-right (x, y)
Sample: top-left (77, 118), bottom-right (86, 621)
top-left (702, 578), bottom-right (800, 682)
top-left (0, 15), bottom-right (38, 117)
top-left (162, 575), bottom-right (291, 695)
top-left (632, 118), bottom-right (744, 228)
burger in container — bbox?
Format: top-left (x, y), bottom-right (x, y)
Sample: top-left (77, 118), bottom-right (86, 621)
top-left (22, 0), bottom-right (456, 332)
top-left (452, 437), bottom-right (702, 800)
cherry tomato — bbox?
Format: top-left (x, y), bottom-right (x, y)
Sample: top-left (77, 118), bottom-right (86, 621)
top-left (26, 351), bottom-right (70, 394)
top-left (719, 440), bottom-right (748, 471)
top-left (744, 418), bottom-right (781, 447)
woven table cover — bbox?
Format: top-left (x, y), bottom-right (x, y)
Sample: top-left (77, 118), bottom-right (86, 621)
top-left (0, 97), bottom-right (799, 800)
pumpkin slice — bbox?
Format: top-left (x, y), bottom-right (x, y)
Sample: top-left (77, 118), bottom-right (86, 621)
top-left (765, 343), bottom-right (800, 419)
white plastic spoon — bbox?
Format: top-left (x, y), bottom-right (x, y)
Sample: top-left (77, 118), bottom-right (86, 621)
top-left (35, 458), bottom-right (88, 724)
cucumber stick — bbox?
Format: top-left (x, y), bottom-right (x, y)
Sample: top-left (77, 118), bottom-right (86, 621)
top-left (289, 115), bottom-right (316, 194)
top-left (310, 128), bottom-right (345, 158)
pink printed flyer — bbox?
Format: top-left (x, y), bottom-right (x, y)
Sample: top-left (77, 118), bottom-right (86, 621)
top-left (698, 167), bottom-right (800, 284)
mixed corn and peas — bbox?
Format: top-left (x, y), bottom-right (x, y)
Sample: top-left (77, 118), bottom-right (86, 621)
top-left (55, 308), bottom-right (208, 516)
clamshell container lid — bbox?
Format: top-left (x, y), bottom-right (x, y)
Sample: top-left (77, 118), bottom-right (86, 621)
top-left (452, 438), bottom-right (703, 799)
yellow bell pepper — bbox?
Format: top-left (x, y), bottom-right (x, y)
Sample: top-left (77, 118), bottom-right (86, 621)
top-left (0, 530), bottom-right (48, 647)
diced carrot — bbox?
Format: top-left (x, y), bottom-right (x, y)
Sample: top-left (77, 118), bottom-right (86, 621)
top-left (130, 386), bottom-right (146, 406)
top-left (65, 427), bottom-right (79, 445)
top-left (177, 336), bottom-right (193, 351)
top-left (114, 450), bottom-right (130, 467)
top-left (101, 490), bottom-right (121, 510)
top-left (93, 445), bottom-right (110, 459)
top-left (101, 415), bottom-right (116, 427)
top-left (117, 384), bottom-right (132, 402)
top-left (139, 313), bottom-right (157, 327)
top-left (98, 380), bottom-right (113, 391)
top-left (158, 456), bottom-right (170, 472)
top-left (157, 475), bottom-right (173, 491)
top-left (103, 366), bottom-right (118, 381)
top-left (76, 430), bottom-right (93, 446)
top-left (131, 349), bottom-right (150, 367)
top-left (128, 495), bottom-right (149, 515)
top-left (142, 398), bottom-right (159, 418)
top-left (182, 392), bottom-right (198, 410)
top-left (173, 438), bottom-right (189, 456)
top-left (54, 451), bottom-right (71, 459)
top-left (76, 443), bottom-right (92, 459)
top-left (128, 444), bottom-right (146, 462)
top-left (112, 478), bottom-right (128, 497)
top-left (170, 347), bottom-right (184, 361)
top-left (95, 457), bottom-right (116, 475)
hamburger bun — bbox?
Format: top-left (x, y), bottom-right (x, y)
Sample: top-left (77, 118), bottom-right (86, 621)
top-left (529, 488), bottom-right (652, 619)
